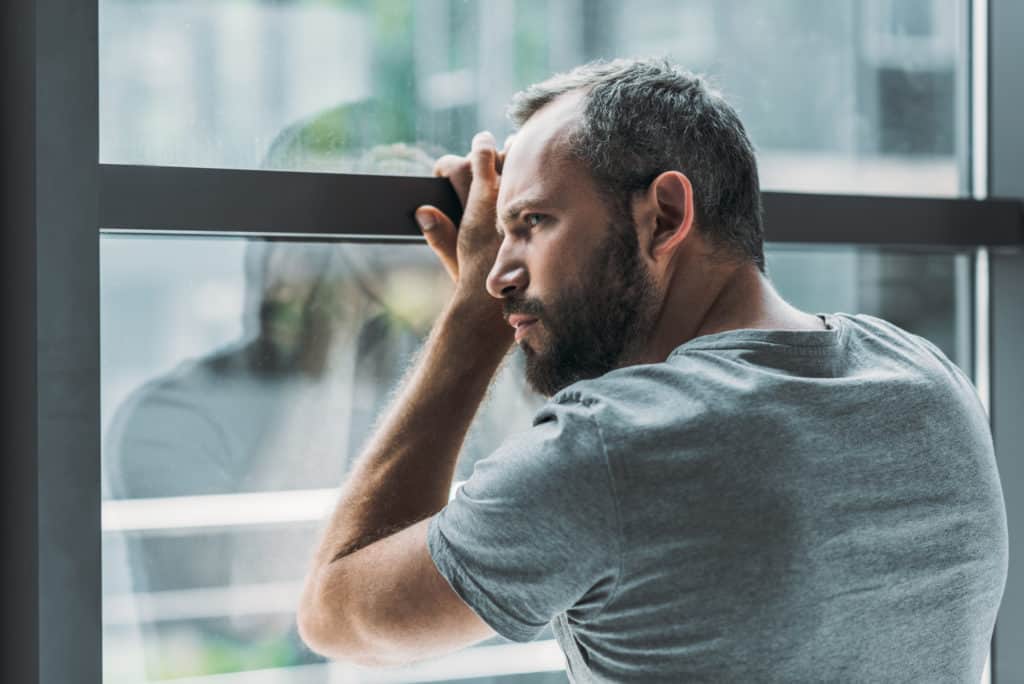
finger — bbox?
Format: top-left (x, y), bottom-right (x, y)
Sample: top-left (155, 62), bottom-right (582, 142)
top-left (496, 133), bottom-right (516, 174)
top-left (432, 154), bottom-right (471, 206)
top-left (469, 131), bottom-right (499, 190)
top-left (414, 206), bottom-right (459, 282)
top-left (432, 154), bottom-right (464, 177)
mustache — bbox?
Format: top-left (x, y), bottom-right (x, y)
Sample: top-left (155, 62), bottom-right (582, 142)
top-left (503, 297), bottom-right (545, 320)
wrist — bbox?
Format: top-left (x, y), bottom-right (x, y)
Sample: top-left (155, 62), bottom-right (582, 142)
top-left (443, 292), bottom-right (514, 352)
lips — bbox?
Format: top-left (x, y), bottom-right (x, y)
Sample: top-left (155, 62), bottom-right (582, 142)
top-left (507, 314), bottom-right (539, 342)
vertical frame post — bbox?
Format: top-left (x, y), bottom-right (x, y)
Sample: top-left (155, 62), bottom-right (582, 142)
top-left (987, 0), bottom-right (1024, 680)
top-left (1, 0), bottom-right (101, 682)
top-left (0, 0), bottom-right (39, 680)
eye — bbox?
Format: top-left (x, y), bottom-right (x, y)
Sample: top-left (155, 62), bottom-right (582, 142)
top-left (524, 213), bottom-right (545, 227)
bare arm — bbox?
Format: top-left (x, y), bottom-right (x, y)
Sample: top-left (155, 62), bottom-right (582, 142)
top-left (310, 297), bottom-right (509, 568)
top-left (297, 132), bottom-right (515, 665)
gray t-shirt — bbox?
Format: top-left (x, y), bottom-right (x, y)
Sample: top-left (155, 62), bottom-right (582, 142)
top-left (428, 313), bottom-right (1008, 682)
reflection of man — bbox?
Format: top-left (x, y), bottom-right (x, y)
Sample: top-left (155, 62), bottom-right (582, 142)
top-left (106, 237), bottom-right (540, 677)
top-left (104, 240), bottom-right (425, 675)
top-left (107, 241), bottom-right (396, 498)
top-left (297, 58), bottom-right (1007, 682)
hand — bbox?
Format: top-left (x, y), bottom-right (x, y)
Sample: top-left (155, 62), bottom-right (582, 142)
top-left (414, 131), bottom-right (513, 307)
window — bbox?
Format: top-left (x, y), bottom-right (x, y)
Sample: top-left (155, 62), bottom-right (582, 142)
top-left (100, 0), bottom-right (968, 196)
top-left (82, 1), bottom-right (1011, 682)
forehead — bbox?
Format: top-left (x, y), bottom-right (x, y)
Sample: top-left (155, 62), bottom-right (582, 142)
top-left (263, 243), bottom-right (329, 286)
top-left (499, 91), bottom-right (597, 214)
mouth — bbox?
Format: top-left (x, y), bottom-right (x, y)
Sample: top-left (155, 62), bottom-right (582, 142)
top-left (507, 314), bottom-right (539, 343)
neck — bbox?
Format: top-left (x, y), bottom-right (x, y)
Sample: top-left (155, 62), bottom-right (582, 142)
top-left (639, 259), bottom-right (823, 363)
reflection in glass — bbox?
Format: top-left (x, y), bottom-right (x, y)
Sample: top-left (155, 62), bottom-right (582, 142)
top-left (101, 235), bottom-right (974, 682)
top-left (100, 0), bottom-right (966, 196)
top-left (101, 236), bottom-right (553, 683)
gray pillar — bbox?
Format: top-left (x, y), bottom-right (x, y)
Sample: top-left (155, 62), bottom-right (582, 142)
top-left (0, 0), bottom-right (39, 680)
top-left (0, 0), bottom-right (100, 681)
top-left (991, 250), bottom-right (1024, 682)
top-left (988, 0), bottom-right (1024, 680)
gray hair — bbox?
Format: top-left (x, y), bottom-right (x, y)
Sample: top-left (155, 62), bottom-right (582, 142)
top-left (507, 57), bottom-right (764, 271)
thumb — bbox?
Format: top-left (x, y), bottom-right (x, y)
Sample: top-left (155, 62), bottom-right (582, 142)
top-left (415, 206), bottom-right (459, 282)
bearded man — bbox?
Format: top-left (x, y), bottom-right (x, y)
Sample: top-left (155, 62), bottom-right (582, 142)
top-left (297, 58), bottom-right (1007, 682)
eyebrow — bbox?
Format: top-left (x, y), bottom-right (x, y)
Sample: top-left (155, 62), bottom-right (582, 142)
top-left (498, 195), bottom-right (555, 232)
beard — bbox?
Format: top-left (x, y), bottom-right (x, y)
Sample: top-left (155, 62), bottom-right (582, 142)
top-left (506, 219), bottom-right (659, 397)
top-left (251, 296), bottom-right (331, 379)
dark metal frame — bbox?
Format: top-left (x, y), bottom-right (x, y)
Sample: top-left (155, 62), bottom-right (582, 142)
top-left (2, 0), bottom-right (101, 682)
top-left (0, 0), bottom-right (39, 680)
top-left (987, 0), bottom-right (1024, 678)
top-left (2, 0), bottom-right (1022, 681)
top-left (100, 165), bottom-right (1023, 245)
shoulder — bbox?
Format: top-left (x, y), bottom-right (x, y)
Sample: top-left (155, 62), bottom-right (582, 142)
top-left (474, 391), bottom-right (609, 485)
top-left (532, 362), bottom-right (723, 468)
top-left (837, 313), bottom-right (974, 384)
top-left (546, 359), bottom-right (717, 428)
top-left (836, 312), bottom-right (943, 359)
top-left (834, 314), bottom-right (989, 433)
top-left (104, 352), bottom-right (242, 464)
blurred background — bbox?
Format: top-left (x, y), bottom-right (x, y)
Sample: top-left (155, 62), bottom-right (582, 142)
top-left (98, 1), bottom-right (978, 681)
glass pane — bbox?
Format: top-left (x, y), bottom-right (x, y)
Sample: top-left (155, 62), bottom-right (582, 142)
top-left (768, 245), bottom-right (974, 372)
top-left (101, 235), bottom-right (558, 683)
top-left (100, 0), bottom-right (967, 196)
top-left (101, 234), bottom-right (974, 682)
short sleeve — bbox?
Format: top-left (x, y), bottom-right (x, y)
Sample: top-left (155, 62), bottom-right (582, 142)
top-left (428, 395), bottom-right (622, 642)
top-left (105, 380), bottom-right (233, 499)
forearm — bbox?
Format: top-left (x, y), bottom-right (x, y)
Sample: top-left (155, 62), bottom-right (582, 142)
top-left (310, 295), bottom-right (511, 570)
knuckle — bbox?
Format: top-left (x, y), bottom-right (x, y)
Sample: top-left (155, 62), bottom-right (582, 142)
top-left (471, 132), bottom-right (497, 158)
top-left (433, 154), bottom-right (465, 177)
top-left (426, 234), bottom-right (453, 253)
top-left (472, 130), bottom-right (493, 143)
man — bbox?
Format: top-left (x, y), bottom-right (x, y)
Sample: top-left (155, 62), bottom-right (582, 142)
top-left (297, 58), bottom-right (1007, 681)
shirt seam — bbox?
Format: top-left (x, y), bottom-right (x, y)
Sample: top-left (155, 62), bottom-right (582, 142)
top-left (427, 515), bottom-right (546, 642)
top-left (671, 344), bottom-right (838, 358)
top-left (668, 314), bottom-right (849, 357)
top-left (579, 399), bottom-right (625, 623)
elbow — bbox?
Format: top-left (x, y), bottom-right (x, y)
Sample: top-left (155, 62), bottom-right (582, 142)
top-left (295, 607), bottom-right (341, 661)
top-left (296, 574), bottom-right (362, 662)
top-left (296, 570), bottom-right (404, 667)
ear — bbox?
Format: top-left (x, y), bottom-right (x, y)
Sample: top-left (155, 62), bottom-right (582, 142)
top-left (646, 171), bottom-right (695, 259)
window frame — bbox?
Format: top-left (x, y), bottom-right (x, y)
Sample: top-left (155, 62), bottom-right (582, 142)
top-left (99, 164), bottom-right (1021, 245)
top-left (987, 0), bottom-right (1024, 679)
top-left (2, 0), bottom-right (1023, 682)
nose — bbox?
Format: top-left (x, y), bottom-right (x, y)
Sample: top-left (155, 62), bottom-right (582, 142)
top-left (486, 242), bottom-right (529, 299)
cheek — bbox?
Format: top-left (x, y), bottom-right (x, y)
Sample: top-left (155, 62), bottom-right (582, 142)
top-left (529, 227), bottom-right (591, 294)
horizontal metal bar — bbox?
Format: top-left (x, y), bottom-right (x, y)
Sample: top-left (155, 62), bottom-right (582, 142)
top-left (100, 164), bottom-right (464, 239)
top-left (763, 191), bottom-right (1022, 246)
top-left (100, 164), bottom-right (1024, 246)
